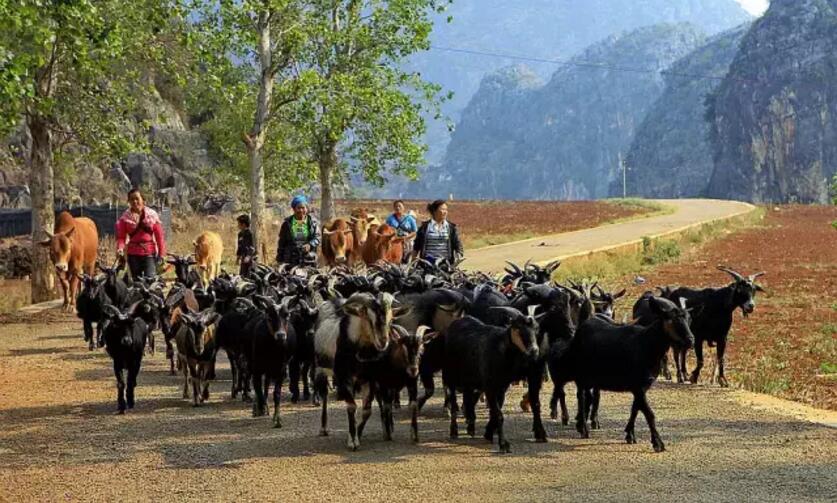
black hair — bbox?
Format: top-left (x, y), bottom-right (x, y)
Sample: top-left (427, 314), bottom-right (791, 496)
top-left (127, 188), bottom-right (142, 199)
top-left (427, 199), bottom-right (447, 215)
top-left (237, 214), bottom-right (251, 227)
top-left (393, 199), bottom-right (405, 208)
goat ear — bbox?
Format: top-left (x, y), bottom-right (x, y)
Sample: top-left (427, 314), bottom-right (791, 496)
top-left (754, 284), bottom-right (766, 293)
top-left (614, 289), bottom-right (627, 299)
top-left (341, 302), bottom-right (365, 317)
top-left (392, 305), bottom-right (411, 319)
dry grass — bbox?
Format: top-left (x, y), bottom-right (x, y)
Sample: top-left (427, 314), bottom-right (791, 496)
top-left (0, 279), bottom-right (30, 315)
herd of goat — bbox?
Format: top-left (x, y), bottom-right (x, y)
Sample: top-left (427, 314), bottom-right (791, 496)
top-left (73, 254), bottom-right (765, 453)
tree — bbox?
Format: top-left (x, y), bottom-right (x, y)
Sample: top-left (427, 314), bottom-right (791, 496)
top-left (294, 0), bottom-right (448, 222)
top-left (189, 0), bottom-right (314, 259)
top-left (0, 0), bottom-right (178, 303)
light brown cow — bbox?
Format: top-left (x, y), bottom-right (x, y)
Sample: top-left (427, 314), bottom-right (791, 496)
top-left (348, 208), bottom-right (379, 250)
top-left (192, 231), bottom-right (223, 287)
top-left (39, 211), bottom-right (99, 311)
top-left (322, 218), bottom-right (355, 266)
top-left (361, 224), bottom-right (412, 265)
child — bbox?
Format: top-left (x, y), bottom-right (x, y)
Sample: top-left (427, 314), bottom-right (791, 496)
top-left (236, 214), bottom-right (255, 276)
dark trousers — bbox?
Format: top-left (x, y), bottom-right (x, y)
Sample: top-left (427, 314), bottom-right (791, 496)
top-left (239, 256), bottom-right (254, 276)
top-left (127, 255), bottom-right (156, 279)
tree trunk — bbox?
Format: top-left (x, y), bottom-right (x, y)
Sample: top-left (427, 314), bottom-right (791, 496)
top-left (28, 112), bottom-right (55, 303)
top-left (246, 9), bottom-right (275, 263)
top-left (319, 141), bottom-right (337, 223)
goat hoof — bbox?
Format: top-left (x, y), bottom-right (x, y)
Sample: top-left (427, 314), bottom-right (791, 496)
top-left (466, 424), bottom-right (476, 437)
top-left (562, 416), bottom-right (570, 426)
top-left (590, 420), bottom-right (600, 430)
top-left (290, 394), bottom-right (299, 404)
top-left (549, 410), bottom-right (557, 421)
top-left (519, 398), bottom-right (531, 413)
top-left (718, 377), bottom-right (729, 388)
top-left (272, 418), bottom-right (282, 429)
top-left (625, 432), bottom-right (636, 444)
top-left (450, 428), bottom-right (459, 439)
top-left (499, 441), bottom-right (511, 454)
top-left (689, 373), bottom-right (699, 384)
top-left (653, 440), bottom-right (666, 452)
top-left (319, 428), bottom-right (329, 437)
top-left (303, 391), bottom-right (311, 401)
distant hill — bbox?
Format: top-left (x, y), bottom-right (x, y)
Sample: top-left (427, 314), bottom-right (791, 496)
top-left (707, 0), bottom-right (837, 203)
top-left (428, 23), bottom-right (706, 200)
top-left (412, 0), bottom-right (753, 164)
top-left (614, 24), bottom-right (750, 198)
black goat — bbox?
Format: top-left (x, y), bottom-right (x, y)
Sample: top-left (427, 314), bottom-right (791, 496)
top-left (287, 296), bottom-right (319, 404)
top-left (571, 296), bottom-right (694, 452)
top-left (215, 297), bottom-right (259, 401)
top-left (98, 262), bottom-right (130, 308)
top-left (245, 296), bottom-right (297, 427)
top-left (668, 266), bottom-right (764, 386)
top-left (166, 253), bottom-right (202, 288)
top-left (443, 306), bottom-right (540, 453)
top-left (357, 325), bottom-right (436, 443)
top-left (591, 285), bottom-right (627, 319)
top-left (75, 273), bottom-right (109, 351)
top-left (101, 304), bottom-right (149, 413)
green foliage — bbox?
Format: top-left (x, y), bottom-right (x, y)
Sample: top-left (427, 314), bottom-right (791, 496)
top-left (292, 0), bottom-right (449, 186)
top-left (830, 173), bottom-right (837, 205)
top-left (641, 236), bottom-right (681, 265)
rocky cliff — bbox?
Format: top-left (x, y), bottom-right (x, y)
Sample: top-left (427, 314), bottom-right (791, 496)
top-left (614, 24), bottom-right (750, 198)
top-left (439, 24), bottom-right (706, 200)
top-left (412, 0), bottom-right (752, 164)
top-left (707, 0), bottom-right (837, 203)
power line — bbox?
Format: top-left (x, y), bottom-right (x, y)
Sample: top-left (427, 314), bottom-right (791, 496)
top-left (430, 45), bottom-right (754, 84)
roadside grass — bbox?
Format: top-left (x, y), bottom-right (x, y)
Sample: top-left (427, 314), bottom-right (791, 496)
top-left (553, 206), bottom-right (766, 284)
top-left (605, 198), bottom-right (674, 220)
top-left (0, 279), bottom-right (30, 315)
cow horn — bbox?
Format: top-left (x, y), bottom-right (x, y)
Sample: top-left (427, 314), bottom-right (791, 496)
top-left (322, 228), bottom-right (335, 236)
top-left (717, 265), bottom-right (745, 282)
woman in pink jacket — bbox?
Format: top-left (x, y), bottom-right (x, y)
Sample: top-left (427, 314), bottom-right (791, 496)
top-left (115, 188), bottom-right (167, 279)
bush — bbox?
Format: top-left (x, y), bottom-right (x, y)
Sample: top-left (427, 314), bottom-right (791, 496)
top-left (641, 236), bottom-right (681, 265)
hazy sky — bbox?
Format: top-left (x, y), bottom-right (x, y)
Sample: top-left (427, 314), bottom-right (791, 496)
top-left (736, 0), bottom-right (769, 15)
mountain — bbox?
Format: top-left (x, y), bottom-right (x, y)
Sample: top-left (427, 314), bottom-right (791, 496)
top-left (413, 0), bottom-right (753, 164)
top-left (614, 23), bottom-right (750, 198)
top-left (707, 0), bottom-right (837, 203)
top-left (435, 23), bottom-right (706, 200)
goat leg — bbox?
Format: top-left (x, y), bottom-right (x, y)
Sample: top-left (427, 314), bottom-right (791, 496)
top-left (716, 340), bottom-right (729, 388)
top-left (689, 340), bottom-right (704, 384)
top-left (589, 389), bottom-right (601, 430)
top-left (114, 363), bottom-right (126, 414)
top-left (636, 391), bottom-right (664, 452)
top-left (408, 382), bottom-right (420, 443)
top-left (345, 397), bottom-right (360, 451)
top-left (356, 384), bottom-right (374, 439)
top-left (463, 389), bottom-right (477, 438)
top-left (576, 386), bottom-right (590, 439)
top-left (446, 385), bottom-right (459, 439)
top-left (272, 372), bottom-right (284, 428)
top-left (527, 370), bottom-right (547, 442)
top-left (289, 358), bottom-right (301, 403)
top-left (126, 360), bottom-right (139, 410)
top-left (315, 371), bottom-right (329, 436)
top-left (625, 395), bottom-right (640, 444)
top-left (488, 392), bottom-right (510, 454)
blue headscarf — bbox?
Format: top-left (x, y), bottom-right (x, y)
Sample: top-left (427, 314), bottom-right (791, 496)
top-left (291, 195), bottom-right (308, 209)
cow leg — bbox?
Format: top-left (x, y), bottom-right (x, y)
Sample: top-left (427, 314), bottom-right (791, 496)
top-left (272, 369), bottom-right (285, 428)
top-left (114, 361), bottom-right (126, 414)
top-left (713, 339), bottom-right (729, 387)
top-left (624, 394), bottom-right (640, 444)
top-left (289, 358), bottom-right (301, 403)
top-left (636, 390), bottom-right (664, 452)
top-left (528, 368), bottom-right (547, 442)
top-left (689, 340), bottom-right (704, 384)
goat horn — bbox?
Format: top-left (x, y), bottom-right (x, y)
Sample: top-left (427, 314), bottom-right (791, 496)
top-left (717, 265), bottom-right (745, 282)
top-left (527, 304), bottom-right (539, 318)
top-left (748, 271), bottom-right (766, 281)
top-left (504, 261), bottom-right (522, 276)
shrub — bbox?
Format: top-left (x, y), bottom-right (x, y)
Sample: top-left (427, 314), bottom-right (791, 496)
top-left (641, 236), bottom-right (681, 265)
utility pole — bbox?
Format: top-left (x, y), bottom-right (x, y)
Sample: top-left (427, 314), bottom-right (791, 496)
top-left (619, 152), bottom-right (626, 198)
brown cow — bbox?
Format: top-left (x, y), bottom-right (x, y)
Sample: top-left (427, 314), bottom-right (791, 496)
top-left (322, 218), bottom-right (355, 266)
top-left (361, 224), bottom-right (412, 265)
top-left (193, 231), bottom-right (223, 287)
top-left (348, 208), bottom-right (379, 250)
top-left (39, 211), bottom-right (98, 311)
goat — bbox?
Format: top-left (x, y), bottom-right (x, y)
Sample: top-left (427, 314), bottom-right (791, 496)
top-left (443, 306), bottom-right (540, 453)
top-left (173, 307), bottom-right (221, 406)
top-left (215, 297), bottom-right (259, 401)
top-left (75, 273), bottom-right (110, 351)
top-left (166, 253), bottom-right (202, 288)
top-left (591, 284), bottom-right (627, 319)
top-left (245, 296), bottom-right (297, 427)
top-left (313, 292), bottom-right (404, 450)
top-left (98, 262), bottom-right (130, 308)
top-left (357, 325), bottom-right (436, 443)
top-left (571, 296), bottom-right (694, 452)
top-left (101, 304), bottom-right (149, 413)
top-left (287, 296), bottom-right (319, 404)
top-left (668, 266), bottom-right (765, 386)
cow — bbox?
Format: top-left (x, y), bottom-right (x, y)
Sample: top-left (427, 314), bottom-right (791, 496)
top-left (39, 211), bottom-right (99, 311)
top-left (193, 231), bottom-right (223, 287)
top-left (361, 224), bottom-right (411, 265)
top-left (349, 208), bottom-right (378, 250)
top-left (322, 219), bottom-right (355, 266)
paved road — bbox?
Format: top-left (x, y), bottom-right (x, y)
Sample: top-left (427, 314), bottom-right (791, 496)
top-left (1, 197), bottom-right (835, 502)
top-left (465, 198), bottom-right (754, 272)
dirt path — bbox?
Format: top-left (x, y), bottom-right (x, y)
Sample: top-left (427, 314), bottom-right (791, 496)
top-left (464, 198), bottom-right (754, 272)
top-left (2, 198), bottom-right (836, 502)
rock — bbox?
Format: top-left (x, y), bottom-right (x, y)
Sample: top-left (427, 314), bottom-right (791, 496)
top-left (200, 193), bottom-right (238, 215)
top-left (707, 0), bottom-right (837, 203)
top-left (0, 185), bottom-right (31, 209)
top-left (0, 242), bottom-right (33, 279)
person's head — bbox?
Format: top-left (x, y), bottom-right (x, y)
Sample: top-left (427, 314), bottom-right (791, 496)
top-left (127, 188), bottom-right (144, 213)
top-left (291, 195), bottom-right (309, 220)
top-left (237, 214), bottom-right (251, 230)
top-left (427, 199), bottom-right (448, 222)
top-left (393, 200), bottom-right (405, 215)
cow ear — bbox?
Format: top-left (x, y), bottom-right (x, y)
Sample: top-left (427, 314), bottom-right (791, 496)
top-left (39, 239), bottom-right (51, 247)
top-left (64, 226), bottom-right (75, 239)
